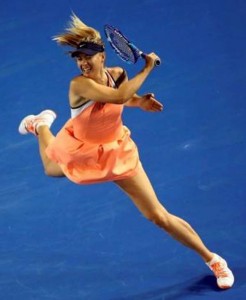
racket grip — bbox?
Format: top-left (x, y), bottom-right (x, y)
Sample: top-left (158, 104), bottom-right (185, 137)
top-left (141, 53), bottom-right (161, 67)
top-left (154, 58), bottom-right (161, 66)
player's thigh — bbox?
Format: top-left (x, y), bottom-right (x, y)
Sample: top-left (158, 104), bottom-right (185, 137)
top-left (114, 164), bottom-right (168, 217)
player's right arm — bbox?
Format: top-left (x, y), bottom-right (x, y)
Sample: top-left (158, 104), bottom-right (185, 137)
top-left (69, 53), bottom-right (158, 107)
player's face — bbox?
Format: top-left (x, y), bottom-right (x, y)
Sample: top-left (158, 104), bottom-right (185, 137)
top-left (75, 53), bottom-right (105, 75)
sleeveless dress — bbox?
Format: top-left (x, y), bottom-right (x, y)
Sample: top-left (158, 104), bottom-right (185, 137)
top-left (45, 70), bottom-right (140, 184)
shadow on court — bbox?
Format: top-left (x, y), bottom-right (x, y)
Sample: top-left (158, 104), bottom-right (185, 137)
top-left (116, 276), bottom-right (222, 300)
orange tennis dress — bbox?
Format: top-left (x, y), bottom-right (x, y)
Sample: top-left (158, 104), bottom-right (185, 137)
top-left (45, 70), bottom-right (140, 184)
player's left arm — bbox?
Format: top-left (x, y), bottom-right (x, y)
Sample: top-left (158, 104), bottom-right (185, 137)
top-left (125, 93), bottom-right (163, 112)
top-left (110, 67), bottom-right (163, 112)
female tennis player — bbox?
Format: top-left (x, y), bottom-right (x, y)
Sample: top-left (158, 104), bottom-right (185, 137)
top-left (18, 14), bottom-right (234, 289)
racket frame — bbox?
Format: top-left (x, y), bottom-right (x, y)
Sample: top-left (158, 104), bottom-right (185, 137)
top-left (104, 24), bottom-right (160, 66)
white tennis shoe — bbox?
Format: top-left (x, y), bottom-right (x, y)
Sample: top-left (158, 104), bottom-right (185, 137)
top-left (18, 109), bottom-right (56, 136)
top-left (206, 253), bottom-right (234, 289)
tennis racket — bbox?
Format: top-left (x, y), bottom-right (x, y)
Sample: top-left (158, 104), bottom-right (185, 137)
top-left (104, 24), bottom-right (161, 66)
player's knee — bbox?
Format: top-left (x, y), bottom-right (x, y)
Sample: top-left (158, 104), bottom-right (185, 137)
top-left (44, 163), bottom-right (64, 177)
top-left (146, 210), bottom-right (171, 231)
top-left (44, 165), bottom-right (54, 177)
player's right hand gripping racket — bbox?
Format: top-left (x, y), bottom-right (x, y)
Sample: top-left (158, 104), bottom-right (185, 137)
top-left (104, 24), bottom-right (161, 66)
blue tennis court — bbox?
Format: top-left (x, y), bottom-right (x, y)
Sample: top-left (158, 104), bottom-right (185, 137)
top-left (1, 0), bottom-right (245, 299)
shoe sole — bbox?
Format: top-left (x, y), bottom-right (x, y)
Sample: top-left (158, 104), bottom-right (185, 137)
top-left (18, 114), bottom-right (35, 134)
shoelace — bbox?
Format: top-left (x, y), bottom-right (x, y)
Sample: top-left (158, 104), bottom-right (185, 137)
top-left (25, 119), bottom-right (35, 132)
top-left (25, 117), bottom-right (44, 135)
top-left (211, 262), bottom-right (228, 278)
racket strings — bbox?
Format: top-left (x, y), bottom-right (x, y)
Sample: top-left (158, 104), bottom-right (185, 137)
top-left (105, 28), bottom-right (137, 63)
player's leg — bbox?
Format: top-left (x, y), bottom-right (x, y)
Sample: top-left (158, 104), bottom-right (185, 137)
top-left (36, 125), bottom-right (64, 177)
top-left (114, 164), bottom-right (234, 288)
top-left (115, 164), bottom-right (213, 261)
top-left (18, 110), bottom-right (64, 177)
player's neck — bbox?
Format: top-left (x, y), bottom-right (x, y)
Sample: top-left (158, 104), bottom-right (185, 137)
top-left (89, 68), bottom-right (108, 85)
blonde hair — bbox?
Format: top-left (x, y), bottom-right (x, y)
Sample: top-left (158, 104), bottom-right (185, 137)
top-left (53, 13), bottom-right (103, 48)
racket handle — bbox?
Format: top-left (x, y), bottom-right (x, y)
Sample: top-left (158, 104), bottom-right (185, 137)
top-left (154, 58), bottom-right (161, 66)
top-left (141, 53), bottom-right (161, 67)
